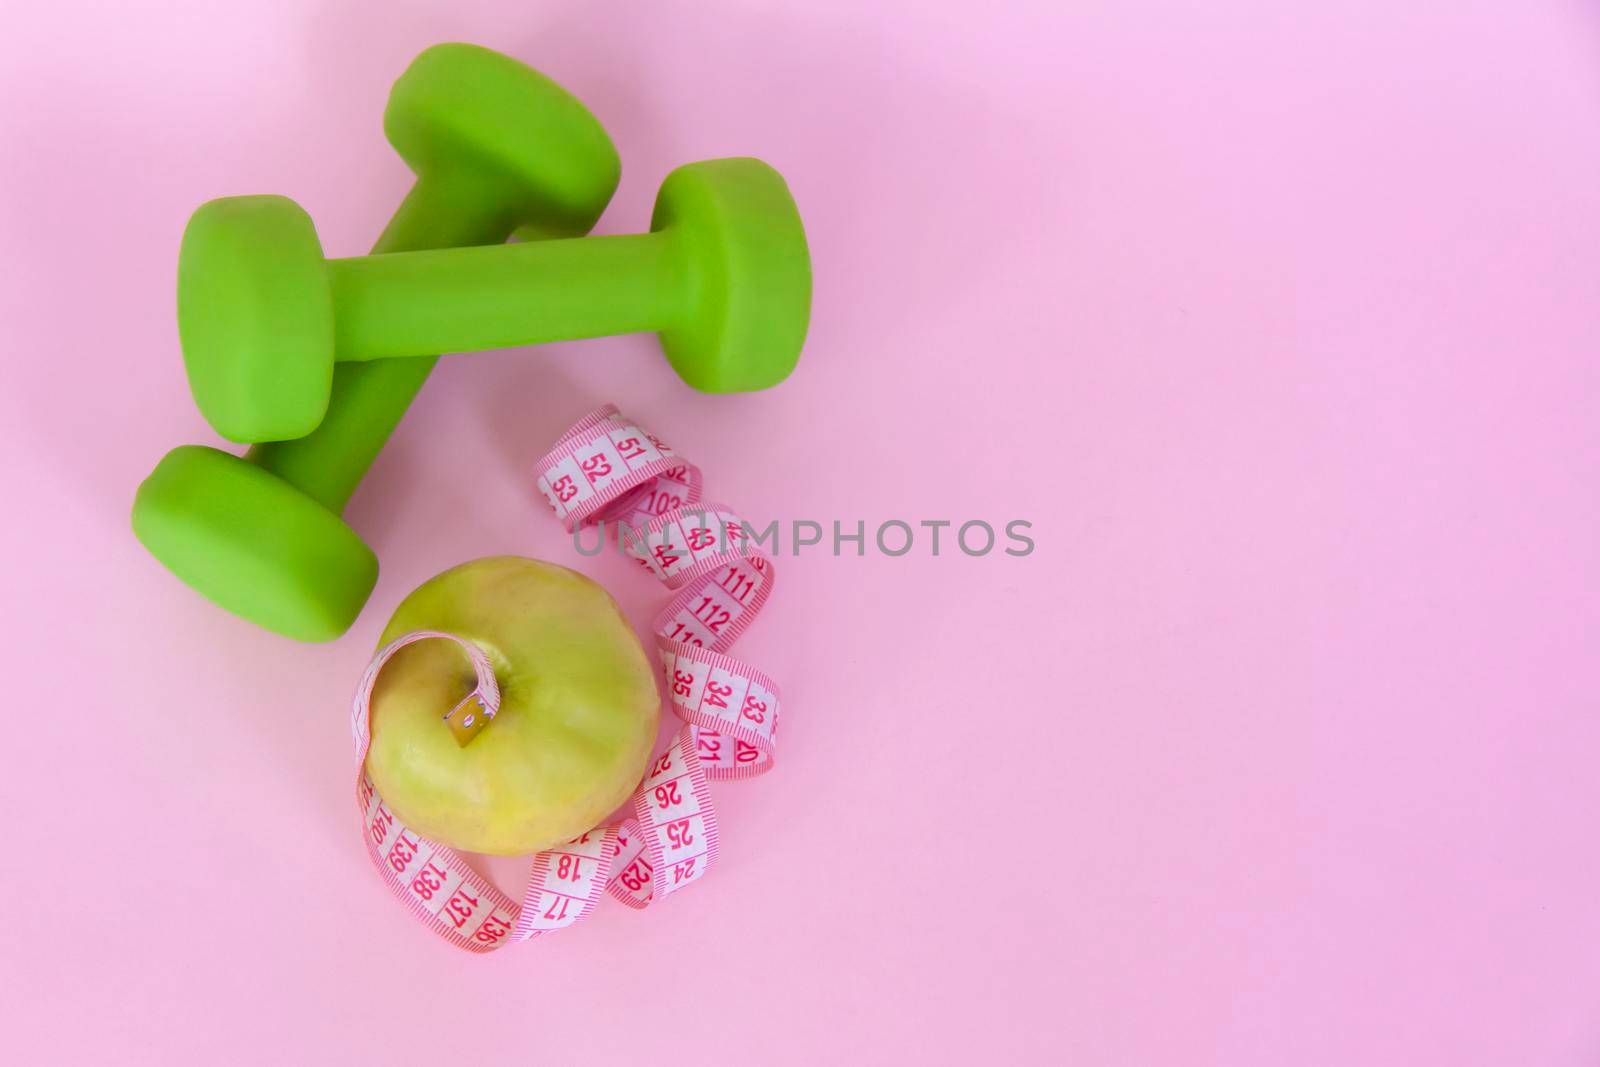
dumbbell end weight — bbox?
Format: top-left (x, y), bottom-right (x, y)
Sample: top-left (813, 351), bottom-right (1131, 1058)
top-left (650, 157), bottom-right (811, 394)
top-left (179, 196), bottom-right (336, 443)
top-left (385, 43), bottom-right (620, 244)
top-left (132, 446), bottom-right (377, 642)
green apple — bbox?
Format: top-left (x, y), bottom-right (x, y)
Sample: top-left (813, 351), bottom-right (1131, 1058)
top-left (365, 556), bottom-right (660, 855)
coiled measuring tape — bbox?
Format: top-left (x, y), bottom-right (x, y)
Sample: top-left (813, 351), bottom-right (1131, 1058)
top-left (350, 405), bottom-right (780, 952)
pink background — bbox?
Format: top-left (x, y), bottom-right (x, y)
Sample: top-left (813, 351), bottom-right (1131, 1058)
top-left (4, 2), bottom-right (1599, 1063)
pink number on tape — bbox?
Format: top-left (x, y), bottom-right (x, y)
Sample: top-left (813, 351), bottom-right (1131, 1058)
top-left (350, 406), bottom-right (779, 951)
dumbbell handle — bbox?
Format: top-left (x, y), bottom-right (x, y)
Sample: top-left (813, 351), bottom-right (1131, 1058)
top-left (247, 173), bottom-right (524, 513)
top-left (328, 230), bottom-right (683, 362)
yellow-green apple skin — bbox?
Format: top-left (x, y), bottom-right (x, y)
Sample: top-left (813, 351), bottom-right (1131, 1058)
top-left (365, 556), bottom-right (659, 855)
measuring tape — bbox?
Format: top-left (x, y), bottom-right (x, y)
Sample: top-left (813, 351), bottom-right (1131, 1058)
top-left (350, 405), bottom-right (780, 952)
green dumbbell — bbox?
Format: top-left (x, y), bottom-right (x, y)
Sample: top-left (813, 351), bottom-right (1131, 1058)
top-left (177, 156), bottom-right (811, 444)
top-left (131, 43), bottom-right (621, 642)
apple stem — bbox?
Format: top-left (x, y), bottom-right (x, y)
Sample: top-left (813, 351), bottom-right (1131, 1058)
top-left (377, 629), bottom-right (502, 748)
